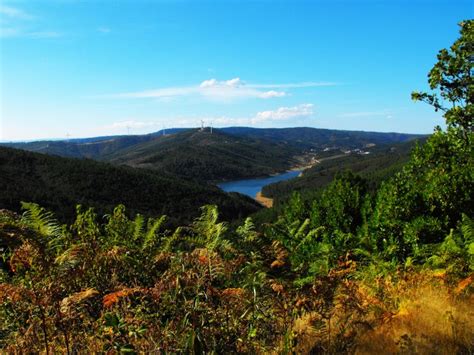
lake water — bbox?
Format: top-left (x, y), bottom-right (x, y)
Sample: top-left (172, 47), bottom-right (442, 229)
top-left (217, 170), bottom-right (301, 198)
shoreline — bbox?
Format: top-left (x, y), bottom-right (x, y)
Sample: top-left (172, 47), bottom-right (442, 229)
top-left (255, 158), bottom-right (321, 208)
top-left (255, 191), bottom-right (273, 208)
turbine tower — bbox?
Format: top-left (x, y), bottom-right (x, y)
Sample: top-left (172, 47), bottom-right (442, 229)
top-left (200, 120), bottom-right (205, 131)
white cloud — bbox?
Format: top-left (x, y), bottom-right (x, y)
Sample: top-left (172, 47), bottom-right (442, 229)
top-left (103, 103), bottom-right (315, 133)
top-left (259, 90), bottom-right (286, 99)
top-left (197, 77), bottom-right (286, 100)
top-left (254, 104), bottom-right (314, 123)
top-left (199, 78), bottom-right (218, 88)
top-left (199, 78), bottom-right (242, 88)
top-left (106, 78), bottom-right (333, 102)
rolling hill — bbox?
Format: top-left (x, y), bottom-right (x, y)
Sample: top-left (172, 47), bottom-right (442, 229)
top-left (1, 127), bottom-right (424, 182)
top-left (222, 127), bottom-right (423, 150)
top-left (103, 129), bottom-right (302, 181)
top-left (0, 146), bottom-right (260, 224)
top-left (261, 138), bottom-right (425, 203)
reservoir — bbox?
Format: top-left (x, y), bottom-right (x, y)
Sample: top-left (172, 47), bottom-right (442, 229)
top-left (217, 170), bottom-right (301, 199)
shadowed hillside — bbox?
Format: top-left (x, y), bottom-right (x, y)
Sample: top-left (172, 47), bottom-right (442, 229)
top-left (0, 146), bottom-right (260, 224)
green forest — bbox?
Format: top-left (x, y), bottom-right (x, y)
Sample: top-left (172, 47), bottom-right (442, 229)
top-left (0, 20), bottom-right (473, 353)
top-left (0, 147), bottom-right (260, 224)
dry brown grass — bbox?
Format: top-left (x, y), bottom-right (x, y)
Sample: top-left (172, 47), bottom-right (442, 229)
top-left (283, 271), bottom-right (474, 354)
top-left (355, 272), bottom-right (474, 354)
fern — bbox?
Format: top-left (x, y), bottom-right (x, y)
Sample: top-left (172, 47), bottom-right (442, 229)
top-left (21, 202), bottom-right (62, 239)
top-left (237, 217), bottom-right (258, 243)
top-left (132, 214), bottom-right (145, 242)
top-left (142, 215), bottom-right (167, 250)
top-left (20, 202), bottom-right (64, 253)
top-left (191, 205), bottom-right (228, 252)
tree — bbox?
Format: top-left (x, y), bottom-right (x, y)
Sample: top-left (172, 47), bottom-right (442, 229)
top-left (368, 20), bottom-right (474, 262)
top-left (411, 20), bottom-right (473, 133)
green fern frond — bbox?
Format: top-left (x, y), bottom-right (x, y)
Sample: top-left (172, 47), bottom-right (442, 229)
top-left (162, 227), bottom-right (182, 252)
top-left (21, 202), bottom-right (62, 239)
top-left (237, 217), bottom-right (257, 242)
top-left (142, 215), bottom-right (167, 250)
top-left (132, 214), bottom-right (145, 241)
top-left (192, 205), bottom-right (228, 252)
top-left (20, 202), bottom-right (65, 254)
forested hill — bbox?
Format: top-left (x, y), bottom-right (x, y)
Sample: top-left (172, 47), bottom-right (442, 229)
top-left (1, 128), bottom-right (423, 181)
top-left (222, 127), bottom-right (423, 149)
top-left (262, 138), bottom-right (424, 202)
top-left (0, 146), bottom-right (260, 224)
top-left (104, 129), bottom-right (302, 181)
top-left (0, 129), bottom-right (189, 160)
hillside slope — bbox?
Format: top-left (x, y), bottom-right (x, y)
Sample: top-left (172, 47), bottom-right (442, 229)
top-left (222, 127), bottom-right (423, 150)
top-left (2, 128), bottom-right (423, 183)
top-left (104, 129), bottom-right (301, 181)
top-left (261, 139), bottom-right (424, 201)
top-left (0, 147), bottom-right (260, 223)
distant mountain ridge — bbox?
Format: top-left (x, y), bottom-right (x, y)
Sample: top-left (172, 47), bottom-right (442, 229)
top-left (1, 127), bottom-right (425, 182)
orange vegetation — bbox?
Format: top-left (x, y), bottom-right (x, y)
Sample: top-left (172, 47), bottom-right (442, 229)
top-left (255, 192), bottom-right (273, 208)
top-left (285, 271), bottom-right (474, 354)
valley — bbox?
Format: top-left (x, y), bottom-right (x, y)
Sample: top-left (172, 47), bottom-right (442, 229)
top-left (0, 12), bottom-right (472, 353)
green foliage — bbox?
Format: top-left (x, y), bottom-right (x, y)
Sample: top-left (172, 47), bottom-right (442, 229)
top-left (310, 171), bottom-right (368, 234)
top-left (412, 20), bottom-right (473, 132)
top-left (262, 139), bottom-right (421, 203)
top-left (106, 129), bottom-right (301, 182)
top-left (427, 214), bottom-right (474, 275)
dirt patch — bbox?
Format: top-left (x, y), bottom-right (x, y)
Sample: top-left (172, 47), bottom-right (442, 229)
top-left (256, 192), bottom-right (273, 208)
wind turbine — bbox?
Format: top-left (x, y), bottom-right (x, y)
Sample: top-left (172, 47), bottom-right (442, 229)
top-left (200, 120), bottom-right (205, 131)
top-left (209, 121), bottom-right (213, 134)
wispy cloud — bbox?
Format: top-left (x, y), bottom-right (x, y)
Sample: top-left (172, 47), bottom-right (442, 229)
top-left (338, 110), bottom-right (392, 118)
top-left (249, 82), bottom-right (337, 89)
top-left (104, 103), bottom-right (315, 133)
top-left (28, 31), bottom-right (61, 38)
top-left (0, 27), bottom-right (20, 37)
top-left (0, 5), bottom-right (61, 39)
top-left (0, 27), bottom-right (62, 38)
top-left (109, 78), bottom-right (286, 101)
top-left (105, 78), bottom-right (335, 102)
top-left (97, 26), bottom-right (111, 34)
top-left (0, 5), bottom-right (33, 20)
top-left (109, 120), bottom-right (158, 129)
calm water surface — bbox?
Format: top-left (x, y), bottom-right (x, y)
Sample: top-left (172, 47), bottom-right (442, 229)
top-left (217, 170), bottom-right (300, 198)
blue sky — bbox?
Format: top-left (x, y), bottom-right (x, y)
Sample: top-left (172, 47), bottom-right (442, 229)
top-left (0, 0), bottom-right (471, 140)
